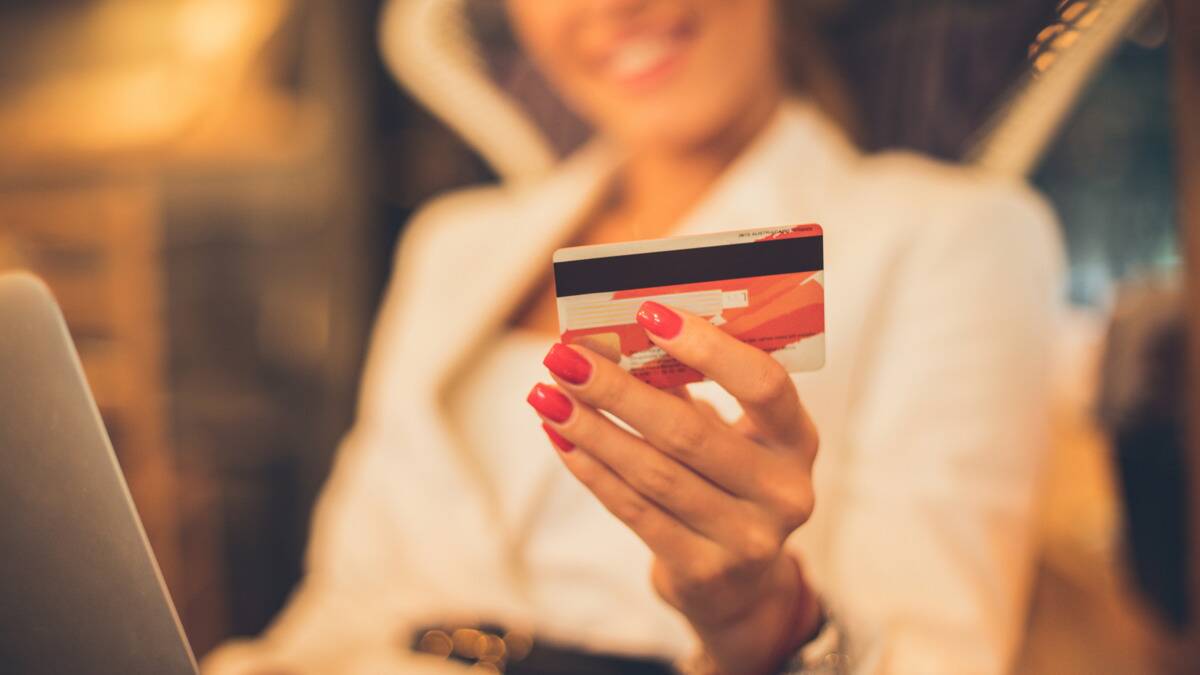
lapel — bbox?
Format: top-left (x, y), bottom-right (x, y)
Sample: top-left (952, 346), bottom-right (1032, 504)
top-left (365, 140), bottom-right (619, 599)
top-left (427, 141), bottom-right (621, 394)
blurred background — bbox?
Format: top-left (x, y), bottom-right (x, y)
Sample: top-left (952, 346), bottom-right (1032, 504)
top-left (0, 0), bottom-right (1195, 671)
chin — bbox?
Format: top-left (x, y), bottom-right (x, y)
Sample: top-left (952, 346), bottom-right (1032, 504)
top-left (638, 127), bottom-right (714, 151)
top-left (605, 101), bottom-right (729, 151)
top-left (625, 118), bottom-right (737, 153)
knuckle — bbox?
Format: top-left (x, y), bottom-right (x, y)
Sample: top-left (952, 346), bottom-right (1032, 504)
top-left (587, 368), bottom-right (625, 409)
top-left (634, 461), bottom-right (679, 501)
top-left (803, 420), bottom-right (821, 457)
top-left (738, 525), bottom-right (782, 568)
top-left (650, 564), bottom-right (677, 606)
top-left (659, 411), bottom-right (709, 456)
top-left (745, 361), bottom-right (794, 406)
top-left (775, 488), bottom-right (815, 530)
top-left (610, 492), bottom-right (652, 527)
top-left (688, 333), bottom-right (720, 366)
top-left (568, 457), bottom-right (603, 489)
top-left (680, 557), bottom-right (728, 593)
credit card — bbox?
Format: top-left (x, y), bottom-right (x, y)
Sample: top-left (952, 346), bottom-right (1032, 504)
top-left (553, 224), bottom-right (825, 388)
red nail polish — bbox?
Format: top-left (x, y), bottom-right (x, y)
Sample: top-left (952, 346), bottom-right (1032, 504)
top-left (542, 423), bottom-right (574, 452)
top-left (636, 301), bottom-right (683, 339)
top-left (543, 343), bottom-right (592, 385)
top-left (526, 383), bottom-right (573, 423)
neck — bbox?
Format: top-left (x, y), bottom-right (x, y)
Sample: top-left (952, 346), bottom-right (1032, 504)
top-left (615, 90), bottom-right (783, 240)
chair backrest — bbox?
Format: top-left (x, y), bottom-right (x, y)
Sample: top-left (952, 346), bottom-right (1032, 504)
top-left (379, 0), bottom-right (558, 183)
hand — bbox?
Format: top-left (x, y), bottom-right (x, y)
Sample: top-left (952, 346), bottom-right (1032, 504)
top-left (527, 301), bottom-right (822, 674)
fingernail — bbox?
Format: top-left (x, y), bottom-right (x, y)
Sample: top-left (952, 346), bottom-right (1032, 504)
top-left (543, 343), bottom-right (592, 385)
top-left (526, 383), bottom-right (573, 423)
top-left (636, 301), bottom-right (683, 339)
top-left (542, 423), bottom-right (574, 452)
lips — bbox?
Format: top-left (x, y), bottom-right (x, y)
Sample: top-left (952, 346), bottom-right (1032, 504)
top-left (608, 34), bottom-right (683, 80)
top-left (599, 17), bottom-right (696, 88)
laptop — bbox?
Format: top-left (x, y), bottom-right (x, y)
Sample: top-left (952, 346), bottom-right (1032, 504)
top-left (0, 272), bottom-right (198, 674)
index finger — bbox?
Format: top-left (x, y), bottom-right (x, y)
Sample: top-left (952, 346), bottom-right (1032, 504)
top-left (636, 301), bottom-right (813, 451)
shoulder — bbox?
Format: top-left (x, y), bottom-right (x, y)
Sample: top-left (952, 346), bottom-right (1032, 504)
top-left (397, 183), bottom-right (516, 264)
top-left (848, 151), bottom-right (1063, 270)
top-left (365, 184), bottom-right (517, 351)
top-left (855, 151), bottom-right (1056, 228)
top-left (778, 100), bottom-right (1060, 264)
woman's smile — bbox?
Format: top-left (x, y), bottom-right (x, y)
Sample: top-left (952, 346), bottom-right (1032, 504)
top-left (594, 13), bottom-right (698, 92)
top-left (508, 0), bottom-right (781, 150)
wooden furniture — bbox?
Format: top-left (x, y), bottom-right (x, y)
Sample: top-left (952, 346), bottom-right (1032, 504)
top-left (0, 183), bottom-right (226, 653)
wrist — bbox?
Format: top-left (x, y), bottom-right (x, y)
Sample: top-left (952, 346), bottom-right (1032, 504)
top-left (689, 553), bottom-right (822, 675)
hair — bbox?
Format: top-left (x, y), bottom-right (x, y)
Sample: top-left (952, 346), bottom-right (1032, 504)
top-left (776, 2), bottom-right (861, 143)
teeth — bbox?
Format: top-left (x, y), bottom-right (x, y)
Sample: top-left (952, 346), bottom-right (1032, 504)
top-left (609, 37), bottom-right (675, 79)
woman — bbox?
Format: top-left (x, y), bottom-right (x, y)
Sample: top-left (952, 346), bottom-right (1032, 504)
top-left (204, 1), bottom-right (1063, 673)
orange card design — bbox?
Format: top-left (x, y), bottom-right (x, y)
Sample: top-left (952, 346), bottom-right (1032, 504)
top-left (554, 224), bottom-right (825, 388)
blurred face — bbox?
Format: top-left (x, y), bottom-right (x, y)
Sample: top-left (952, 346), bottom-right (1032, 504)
top-left (505, 0), bottom-right (782, 152)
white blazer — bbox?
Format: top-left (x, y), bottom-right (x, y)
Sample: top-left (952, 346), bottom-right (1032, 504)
top-left (203, 99), bottom-right (1065, 675)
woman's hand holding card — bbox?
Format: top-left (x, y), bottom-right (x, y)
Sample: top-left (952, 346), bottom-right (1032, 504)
top-left (528, 302), bottom-right (822, 675)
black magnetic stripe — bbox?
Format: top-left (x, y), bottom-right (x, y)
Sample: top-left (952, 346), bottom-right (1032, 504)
top-left (554, 235), bottom-right (823, 297)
